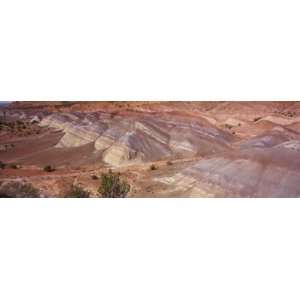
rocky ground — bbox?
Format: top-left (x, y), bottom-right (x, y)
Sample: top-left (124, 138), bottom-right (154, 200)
top-left (1, 101), bottom-right (300, 197)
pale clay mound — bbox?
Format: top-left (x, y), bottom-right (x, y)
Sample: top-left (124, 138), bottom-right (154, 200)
top-left (40, 112), bottom-right (232, 166)
top-left (2, 101), bottom-right (300, 197)
top-left (156, 153), bottom-right (300, 197)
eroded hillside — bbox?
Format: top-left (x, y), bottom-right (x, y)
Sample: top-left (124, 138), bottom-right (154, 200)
top-left (1, 101), bottom-right (300, 197)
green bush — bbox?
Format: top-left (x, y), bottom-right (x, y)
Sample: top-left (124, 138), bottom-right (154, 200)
top-left (0, 161), bottom-right (5, 169)
top-left (44, 165), bottom-right (55, 172)
top-left (65, 184), bottom-right (90, 198)
top-left (98, 170), bottom-right (130, 198)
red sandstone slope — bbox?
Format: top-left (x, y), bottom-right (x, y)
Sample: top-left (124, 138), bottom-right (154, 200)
top-left (1, 101), bottom-right (300, 197)
top-left (8, 100), bottom-right (299, 115)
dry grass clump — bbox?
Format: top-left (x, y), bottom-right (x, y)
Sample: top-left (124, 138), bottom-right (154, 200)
top-left (65, 184), bottom-right (90, 198)
top-left (0, 181), bottom-right (40, 198)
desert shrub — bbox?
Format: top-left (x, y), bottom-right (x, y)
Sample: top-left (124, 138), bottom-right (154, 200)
top-left (44, 165), bottom-right (55, 172)
top-left (225, 124), bottom-right (233, 129)
top-left (98, 170), bottom-right (130, 198)
top-left (65, 184), bottom-right (90, 198)
top-left (253, 117), bottom-right (262, 122)
top-left (150, 164), bottom-right (157, 171)
top-left (0, 161), bottom-right (5, 169)
top-left (0, 181), bottom-right (39, 198)
top-left (10, 163), bottom-right (18, 169)
top-left (285, 111), bottom-right (296, 118)
top-left (0, 193), bottom-right (10, 197)
top-left (166, 161), bottom-right (173, 166)
top-left (91, 175), bottom-right (98, 180)
top-left (61, 101), bottom-right (74, 107)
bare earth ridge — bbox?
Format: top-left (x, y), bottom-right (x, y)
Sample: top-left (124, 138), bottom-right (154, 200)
top-left (1, 101), bottom-right (300, 197)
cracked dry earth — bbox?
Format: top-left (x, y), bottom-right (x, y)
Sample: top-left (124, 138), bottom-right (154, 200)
top-left (1, 101), bottom-right (300, 197)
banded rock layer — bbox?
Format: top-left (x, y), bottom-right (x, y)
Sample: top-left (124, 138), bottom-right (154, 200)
top-left (40, 112), bottom-right (232, 166)
top-left (3, 101), bottom-right (300, 197)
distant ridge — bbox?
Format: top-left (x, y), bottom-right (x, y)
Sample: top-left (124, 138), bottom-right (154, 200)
top-left (0, 101), bottom-right (11, 108)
